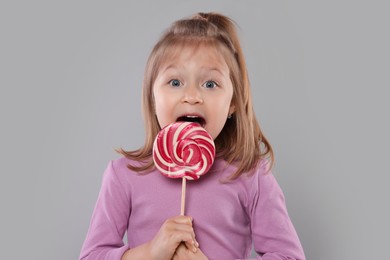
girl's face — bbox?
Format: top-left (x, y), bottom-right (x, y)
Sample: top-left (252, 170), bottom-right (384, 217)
top-left (153, 45), bottom-right (234, 139)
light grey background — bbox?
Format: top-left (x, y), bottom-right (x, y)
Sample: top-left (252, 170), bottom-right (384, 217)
top-left (1, 1), bottom-right (389, 259)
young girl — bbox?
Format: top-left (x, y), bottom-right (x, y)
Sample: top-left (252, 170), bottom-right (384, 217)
top-left (80, 12), bottom-right (305, 260)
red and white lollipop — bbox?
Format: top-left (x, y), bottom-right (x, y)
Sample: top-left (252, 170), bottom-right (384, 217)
top-left (153, 121), bottom-right (215, 214)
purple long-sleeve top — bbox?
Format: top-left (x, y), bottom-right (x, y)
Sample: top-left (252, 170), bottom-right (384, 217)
top-left (79, 157), bottom-right (305, 260)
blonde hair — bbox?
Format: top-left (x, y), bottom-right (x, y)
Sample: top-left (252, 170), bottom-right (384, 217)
top-left (118, 12), bottom-right (274, 180)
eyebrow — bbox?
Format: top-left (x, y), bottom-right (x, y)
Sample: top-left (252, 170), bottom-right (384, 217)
top-left (161, 65), bottom-right (226, 76)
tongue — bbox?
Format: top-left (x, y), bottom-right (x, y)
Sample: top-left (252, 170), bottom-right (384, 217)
top-left (177, 116), bottom-right (203, 125)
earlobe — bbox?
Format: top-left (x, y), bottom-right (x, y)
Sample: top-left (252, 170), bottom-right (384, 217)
top-left (228, 105), bottom-right (235, 119)
top-left (229, 105), bottom-right (235, 116)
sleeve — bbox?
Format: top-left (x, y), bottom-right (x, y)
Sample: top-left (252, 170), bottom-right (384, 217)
top-left (246, 163), bottom-right (306, 260)
top-left (79, 161), bottom-right (131, 260)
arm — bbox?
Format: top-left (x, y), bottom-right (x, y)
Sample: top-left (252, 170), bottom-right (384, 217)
top-left (79, 161), bottom-right (198, 260)
top-left (248, 163), bottom-right (306, 260)
top-left (79, 161), bottom-right (131, 259)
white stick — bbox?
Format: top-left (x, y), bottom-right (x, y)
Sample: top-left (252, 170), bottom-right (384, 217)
top-left (180, 177), bottom-right (186, 216)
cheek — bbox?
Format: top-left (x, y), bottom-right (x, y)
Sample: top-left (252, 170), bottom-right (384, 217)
top-left (207, 106), bottom-right (230, 139)
top-left (153, 89), bottom-right (163, 112)
top-left (155, 94), bottom-right (170, 112)
top-left (154, 97), bottom-right (173, 129)
top-left (154, 103), bottom-right (166, 121)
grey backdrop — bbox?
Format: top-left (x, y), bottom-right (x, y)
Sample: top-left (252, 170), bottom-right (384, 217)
top-left (1, 1), bottom-right (389, 259)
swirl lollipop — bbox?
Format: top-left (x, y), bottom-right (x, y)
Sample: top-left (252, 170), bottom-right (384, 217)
top-left (153, 121), bottom-right (215, 215)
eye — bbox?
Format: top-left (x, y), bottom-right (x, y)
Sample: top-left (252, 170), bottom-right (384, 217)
top-left (203, 80), bottom-right (218, 89)
top-left (169, 79), bottom-right (182, 87)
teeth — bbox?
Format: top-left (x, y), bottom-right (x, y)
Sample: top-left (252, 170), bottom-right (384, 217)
top-left (177, 115), bottom-right (205, 127)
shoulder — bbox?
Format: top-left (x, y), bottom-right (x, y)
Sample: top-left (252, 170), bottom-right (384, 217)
top-left (110, 156), bottom-right (134, 171)
top-left (233, 159), bottom-right (281, 198)
top-left (99, 156), bottom-right (153, 199)
top-left (213, 158), bottom-right (276, 191)
top-left (253, 159), bottom-right (277, 184)
top-left (101, 156), bottom-right (144, 186)
top-left (108, 156), bottom-right (148, 176)
top-left (252, 159), bottom-right (280, 189)
top-left (219, 158), bottom-right (273, 182)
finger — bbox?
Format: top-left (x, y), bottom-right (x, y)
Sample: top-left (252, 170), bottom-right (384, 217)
top-left (178, 235), bottom-right (198, 253)
top-left (172, 243), bottom-right (186, 260)
top-left (178, 242), bottom-right (190, 253)
top-left (171, 218), bottom-right (200, 248)
top-left (161, 218), bottom-right (193, 234)
top-left (171, 225), bottom-right (199, 248)
top-left (184, 240), bottom-right (198, 253)
top-left (172, 222), bottom-right (194, 233)
top-left (163, 217), bottom-right (199, 247)
top-left (172, 215), bottom-right (193, 225)
top-left (171, 229), bottom-right (196, 245)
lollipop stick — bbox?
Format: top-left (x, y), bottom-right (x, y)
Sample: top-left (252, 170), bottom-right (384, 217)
top-left (180, 177), bottom-right (186, 216)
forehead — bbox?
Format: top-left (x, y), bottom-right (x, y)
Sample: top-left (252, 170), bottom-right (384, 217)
top-left (158, 40), bottom-right (232, 72)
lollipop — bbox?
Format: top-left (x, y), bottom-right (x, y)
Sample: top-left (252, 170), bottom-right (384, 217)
top-left (153, 121), bottom-right (215, 215)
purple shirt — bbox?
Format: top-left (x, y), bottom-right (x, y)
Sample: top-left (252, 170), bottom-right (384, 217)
top-left (80, 157), bottom-right (305, 259)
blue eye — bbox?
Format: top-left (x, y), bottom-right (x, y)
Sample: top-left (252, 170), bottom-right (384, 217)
top-left (169, 79), bottom-right (181, 87)
top-left (203, 80), bottom-right (217, 89)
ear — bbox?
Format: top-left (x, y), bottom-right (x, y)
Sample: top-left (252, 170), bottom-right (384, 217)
top-left (229, 104), bottom-right (236, 115)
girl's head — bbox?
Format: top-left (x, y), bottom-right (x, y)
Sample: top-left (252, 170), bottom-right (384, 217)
top-left (152, 41), bottom-right (235, 140)
top-left (123, 12), bottom-right (273, 178)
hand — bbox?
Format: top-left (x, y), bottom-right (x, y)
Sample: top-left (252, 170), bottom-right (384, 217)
top-left (147, 216), bottom-right (199, 260)
top-left (172, 243), bottom-right (208, 260)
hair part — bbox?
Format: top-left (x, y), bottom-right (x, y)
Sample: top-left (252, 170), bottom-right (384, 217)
top-left (117, 12), bottom-right (274, 180)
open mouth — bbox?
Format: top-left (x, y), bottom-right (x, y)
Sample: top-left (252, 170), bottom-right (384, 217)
top-left (176, 115), bottom-right (206, 127)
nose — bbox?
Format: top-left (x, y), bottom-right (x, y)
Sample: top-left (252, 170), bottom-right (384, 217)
top-left (181, 85), bottom-right (203, 104)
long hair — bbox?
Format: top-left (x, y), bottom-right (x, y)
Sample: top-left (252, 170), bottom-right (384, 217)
top-left (118, 12), bottom-right (274, 180)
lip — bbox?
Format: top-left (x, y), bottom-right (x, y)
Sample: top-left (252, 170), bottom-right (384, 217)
top-left (176, 113), bottom-right (206, 127)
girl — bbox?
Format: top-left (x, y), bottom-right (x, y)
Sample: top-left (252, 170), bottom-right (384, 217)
top-left (80, 12), bottom-right (305, 260)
